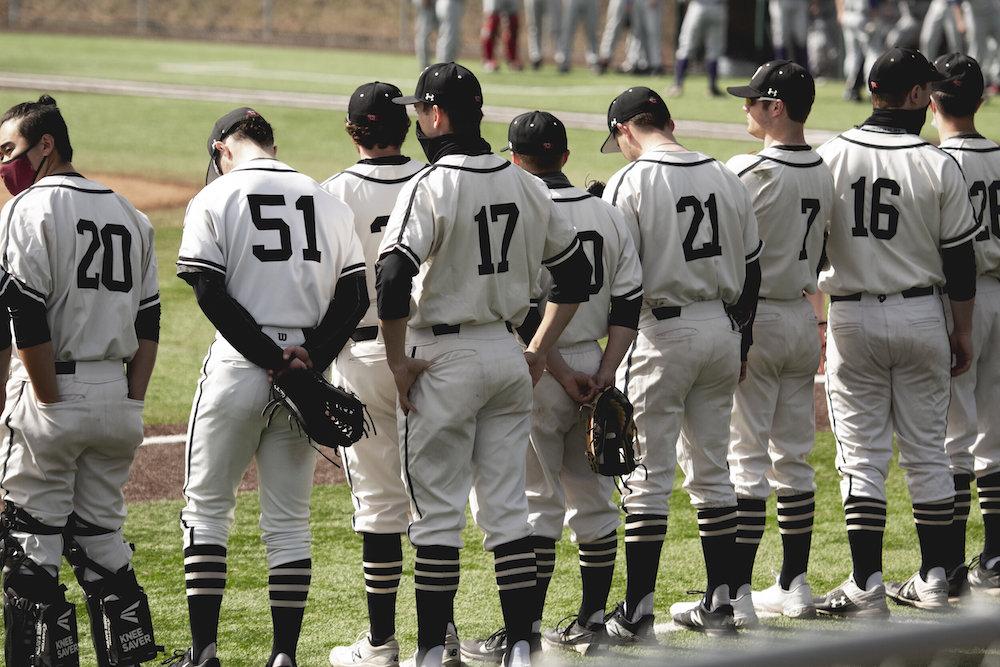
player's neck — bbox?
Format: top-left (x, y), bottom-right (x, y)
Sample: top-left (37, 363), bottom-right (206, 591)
top-left (934, 115), bottom-right (978, 143)
top-left (36, 158), bottom-right (75, 180)
top-left (763, 124), bottom-right (807, 149)
top-left (231, 144), bottom-right (276, 168)
top-left (357, 145), bottom-right (402, 160)
top-left (640, 131), bottom-right (685, 153)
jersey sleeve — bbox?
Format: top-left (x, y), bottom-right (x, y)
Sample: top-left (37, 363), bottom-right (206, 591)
top-left (378, 169), bottom-right (435, 269)
top-left (4, 201), bottom-right (51, 304)
top-left (137, 210), bottom-right (160, 311)
top-left (340, 223), bottom-right (367, 281)
top-left (738, 179), bottom-right (764, 263)
top-left (542, 199), bottom-right (581, 268)
top-left (609, 208), bottom-right (643, 302)
top-left (938, 155), bottom-right (980, 249)
top-left (177, 193), bottom-right (227, 276)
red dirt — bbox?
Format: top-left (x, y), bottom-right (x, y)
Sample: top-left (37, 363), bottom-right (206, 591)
top-left (0, 172), bottom-right (197, 212)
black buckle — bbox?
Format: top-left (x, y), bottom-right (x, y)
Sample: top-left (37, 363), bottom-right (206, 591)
top-left (651, 306), bottom-right (681, 320)
top-left (54, 361), bottom-right (75, 375)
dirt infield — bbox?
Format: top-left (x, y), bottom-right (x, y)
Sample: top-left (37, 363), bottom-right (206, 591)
top-left (0, 172), bottom-right (197, 213)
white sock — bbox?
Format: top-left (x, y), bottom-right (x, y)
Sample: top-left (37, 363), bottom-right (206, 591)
top-left (986, 556), bottom-right (1000, 570)
top-left (586, 609), bottom-right (604, 626)
top-left (863, 572), bottom-right (883, 591)
top-left (628, 592), bottom-right (654, 621)
top-left (531, 619), bottom-right (541, 634)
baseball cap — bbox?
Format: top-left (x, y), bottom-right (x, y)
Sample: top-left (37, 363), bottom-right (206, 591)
top-left (206, 106), bottom-right (263, 184)
top-left (727, 60), bottom-right (815, 109)
top-left (932, 53), bottom-right (985, 102)
top-left (868, 47), bottom-right (954, 95)
top-left (393, 62), bottom-right (483, 114)
top-left (503, 111), bottom-right (568, 155)
top-left (601, 86), bottom-right (670, 154)
top-left (348, 81), bottom-right (409, 127)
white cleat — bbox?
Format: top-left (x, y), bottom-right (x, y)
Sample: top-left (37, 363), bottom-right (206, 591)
top-left (503, 640), bottom-right (530, 667)
top-left (402, 645), bottom-right (444, 667)
top-left (329, 633), bottom-right (401, 667)
top-left (753, 574), bottom-right (816, 619)
top-left (885, 567), bottom-right (951, 612)
top-left (443, 623), bottom-right (461, 666)
top-left (731, 584), bottom-right (759, 629)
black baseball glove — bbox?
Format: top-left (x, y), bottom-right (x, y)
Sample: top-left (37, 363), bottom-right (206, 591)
top-left (264, 368), bottom-right (371, 449)
top-left (582, 386), bottom-right (638, 477)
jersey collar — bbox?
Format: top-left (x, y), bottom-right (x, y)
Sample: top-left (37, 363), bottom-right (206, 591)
top-left (358, 155), bottom-right (411, 166)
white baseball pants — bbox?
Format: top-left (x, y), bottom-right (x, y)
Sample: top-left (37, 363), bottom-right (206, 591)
top-left (920, 0), bottom-right (963, 58)
top-left (556, 0), bottom-right (600, 66)
top-left (414, 0), bottom-right (467, 68)
top-left (769, 0), bottom-right (809, 52)
top-left (675, 0), bottom-right (727, 61)
top-left (526, 0), bottom-right (562, 62)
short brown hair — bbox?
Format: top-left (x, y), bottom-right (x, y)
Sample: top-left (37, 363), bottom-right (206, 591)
top-left (513, 152), bottom-right (563, 174)
top-left (346, 117), bottom-right (410, 150)
top-left (626, 111), bottom-right (671, 131)
top-left (871, 88), bottom-right (910, 109)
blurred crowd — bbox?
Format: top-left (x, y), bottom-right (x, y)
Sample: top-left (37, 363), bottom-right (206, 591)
top-left (412, 0), bottom-right (1000, 99)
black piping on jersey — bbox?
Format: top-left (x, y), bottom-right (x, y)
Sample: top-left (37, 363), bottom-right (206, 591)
top-left (941, 144), bottom-right (1000, 153)
top-left (434, 160), bottom-right (512, 174)
top-left (232, 166), bottom-right (298, 174)
top-left (0, 381), bottom-right (27, 499)
top-left (402, 345), bottom-right (422, 520)
top-left (636, 157), bottom-right (715, 168)
top-left (542, 236), bottom-right (581, 267)
top-left (387, 242), bottom-right (422, 272)
top-left (394, 165), bottom-right (440, 245)
top-left (338, 169), bottom-right (427, 185)
top-left (552, 193), bottom-right (594, 204)
top-left (177, 256), bottom-right (227, 276)
top-left (835, 134), bottom-right (929, 150)
top-left (737, 154), bottom-right (824, 177)
top-left (617, 285), bottom-right (643, 301)
top-left (182, 341), bottom-right (215, 498)
top-left (1, 182), bottom-right (112, 264)
top-left (340, 262), bottom-right (367, 278)
top-left (610, 161), bottom-right (643, 206)
top-left (9, 277), bottom-right (45, 305)
top-left (139, 293), bottom-right (160, 310)
top-left (745, 239), bottom-right (765, 262)
top-left (941, 223), bottom-right (981, 248)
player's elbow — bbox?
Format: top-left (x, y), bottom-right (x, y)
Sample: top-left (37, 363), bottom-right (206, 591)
top-left (547, 246), bottom-right (593, 304)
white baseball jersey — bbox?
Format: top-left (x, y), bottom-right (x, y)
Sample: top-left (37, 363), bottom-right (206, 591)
top-left (537, 184), bottom-right (642, 346)
top-left (940, 135), bottom-right (1000, 280)
top-left (321, 157), bottom-right (427, 328)
top-left (726, 146), bottom-right (833, 299)
top-left (378, 153), bottom-right (580, 329)
top-left (177, 158), bottom-right (365, 333)
top-left (0, 173), bottom-right (159, 362)
top-left (816, 128), bottom-right (979, 295)
top-left (604, 148), bottom-right (762, 307)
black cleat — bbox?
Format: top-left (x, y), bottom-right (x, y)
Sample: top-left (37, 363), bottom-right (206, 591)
top-left (947, 563), bottom-right (969, 601)
top-left (162, 646), bottom-right (221, 667)
top-left (604, 602), bottom-right (657, 645)
top-left (815, 577), bottom-right (889, 618)
top-left (459, 628), bottom-right (540, 663)
top-left (968, 555), bottom-right (1000, 595)
top-left (670, 589), bottom-right (737, 637)
top-left (542, 615), bottom-right (606, 655)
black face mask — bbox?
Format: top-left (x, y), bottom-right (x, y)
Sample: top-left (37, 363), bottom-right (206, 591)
top-left (415, 117), bottom-right (491, 163)
top-left (863, 105), bottom-right (930, 136)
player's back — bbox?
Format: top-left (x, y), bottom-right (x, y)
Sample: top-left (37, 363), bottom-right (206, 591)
top-left (322, 157), bottom-right (426, 329)
top-left (940, 134), bottom-right (1000, 279)
top-left (727, 146), bottom-right (833, 299)
top-left (604, 149), bottom-right (760, 307)
top-left (179, 158), bottom-right (361, 331)
top-left (1, 173), bottom-right (157, 363)
top-left (386, 153), bottom-right (578, 329)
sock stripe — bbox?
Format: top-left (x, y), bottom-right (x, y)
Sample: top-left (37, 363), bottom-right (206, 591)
top-left (184, 545), bottom-right (227, 597)
top-left (845, 497), bottom-right (886, 532)
top-left (913, 500), bottom-right (954, 525)
top-left (415, 557), bottom-right (460, 566)
top-left (698, 508), bottom-right (738, 536)
top-left (364, 560), bottom-right (404, 569)
top-left (269, 561), bottom-right (310, 609)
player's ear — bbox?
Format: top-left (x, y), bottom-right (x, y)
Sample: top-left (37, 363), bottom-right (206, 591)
top-left (666, 118), bottom-right (676, 134)
top-left (270, 144), bottom-right (278, 158)
top-left (560, 150), bottom-right (569, 169)
top-left (511, 152), bottom-right (523, 167)
top-left (38, 133), bottom-right (55, 159)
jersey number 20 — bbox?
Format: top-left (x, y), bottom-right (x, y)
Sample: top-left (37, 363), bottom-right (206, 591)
top-left (76, 219), bottom-right (133, 292)
top-left (248, 194), bottom-right (322, 263)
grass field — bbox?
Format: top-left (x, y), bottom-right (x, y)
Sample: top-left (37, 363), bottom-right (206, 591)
top-left (1, 31), bottom-right (996, 665)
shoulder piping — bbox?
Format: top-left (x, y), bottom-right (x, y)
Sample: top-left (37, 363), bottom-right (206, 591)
top-left (610, 161), bottom-right (642, 206)
top-left (395, 166), bottom-right (440, 245)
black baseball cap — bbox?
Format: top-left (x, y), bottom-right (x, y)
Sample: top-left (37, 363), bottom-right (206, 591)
top-left (727, 60), bottom-right (815, 109)
top-left (349, 81), bottom-right (409, 127)
top-left (932, 53), bottom-right (985, 102)
top-left (393, 62), bottom-right (483, 113)
top-left (868, 47), bottom-right (954, 95)
top-left (206, 106), bottom-right (263, 184)
top-left (601, 86), bottom-right (670, 154)
top-left (503, 111), bottom-right (568, 155)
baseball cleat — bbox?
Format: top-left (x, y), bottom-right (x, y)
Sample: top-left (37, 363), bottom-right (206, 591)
top-left (162, 644), bottom-right (221, 667)
top-left (815, 576), bottom-right (889, 618)
top-left (730, 584), bottom-right (759, 629)
top-left (270, 654), bottom-right (296, 667)
top-left (968, 555), bottom-right (1000, 595)
top-left (460, 627), bottom-right (506, 664)
top-left (670, 587), bottom-right (737, 636)
top-left (604, 601), bottom-right (657, 645)
top-left (946, 563), bottom-right (969, 601)
top-left (752, 574), bottom-right (816, 619)
top-left (443, 623), bottom-right (461, 666)
top-left (542, 615), bottom-right (606, 655)
top-left (403, 645), bottom-right (444, 667)
top-left (328, 633), bottom-right (400, 666)
top-left (502, 640), bottom-right (530, 667)
top-left (885, 568), bottom-right (951, 611)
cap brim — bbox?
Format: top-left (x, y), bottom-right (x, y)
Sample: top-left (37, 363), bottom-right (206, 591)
top-left (726, 85), bottom-right (763, 98)
top-left (392, 95), bottom-right (421, 105)
top-left (205, 159), bottom-right (219, 186)
top-left (600, 131), bottom-right (620, 154)
top-left (500, 142), bottom-right (512, 153)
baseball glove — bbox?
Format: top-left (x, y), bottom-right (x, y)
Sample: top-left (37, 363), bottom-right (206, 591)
top-left (582, 386), bottom-right (638, 476)
top-left (264, 368), bottom-right (371, 449)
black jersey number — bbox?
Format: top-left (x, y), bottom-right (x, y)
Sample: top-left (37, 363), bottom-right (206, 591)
top-left (371, 215), bottom-right (390, 234)
top-left (247, 194), bottom-right (322, 263)
top-left (76, 219), bottom-right (134, 292)
top-left (476, 203), bottom-right (519, 275)
top-left (850, 176), bottom-right (899, 240)
top-left (971, 180), bottom-right (1000, 241)
top-left (578, 230), bottom-right (605, 295)
top-left (678, 193), bottom-right (722, 261)
top-left (799, 199), bottom-right (821, 260)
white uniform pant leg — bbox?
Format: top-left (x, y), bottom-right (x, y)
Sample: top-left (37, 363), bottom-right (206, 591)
top-left (437, 0), bottom-right (466, 62)
top-left (525, 372), bottom-right (573, 541)
top-left (675, 0), bottom-right (705, 60)
top-left (582, 0), bottom-right (600, 63)
top-left (334, 341), bottom-right (410, 534)
top-left (556, 0), bottom-right (578, 65)
top-left (414, 0), bottom-right (439, 69)
top-left (769, 0), bottom-right (788, 50)
top-left (641, 0), bottom-right (663, 69)
top-left (946, 284), bottom-right (986, 476)
top-left (526, 0), bottom-right (546, 62)
top-left (599, 0), bottom-right (629, 60)
top-left (826, 301), bottom-right (894, 503)
top-left (704, 2), bottom-right (727, 61)
top-left (841, 15), bottom-right (865, 85)
top-left (971, 278), bottom-right (1000, 477)
top-left (964, 2), bottom-right (992, 68)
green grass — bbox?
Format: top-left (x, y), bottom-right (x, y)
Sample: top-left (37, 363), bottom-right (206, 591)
top-left (66, 434), bottom-right (982, 666)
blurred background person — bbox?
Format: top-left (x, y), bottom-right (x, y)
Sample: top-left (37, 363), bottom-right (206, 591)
top-left (597, 0), bottom-right (638, 73)
top-left (770, 0), bottom-right (811, 67)
top-left (960, 0), bottom-right (1000, 91)
top-left (526, 0), bottom-right (562, 70)
top-left (920, 0), bottom-right (963, 58)
top-left (556, 0), bottom-right (601, 73)
top-left (414, 0), bottom-right (466, 69)
top-left (482, 0), bottom-right (524, 71)
top-left (671, 0), bottom-right (728, 96)
top-left (838, 0), bottom-right (888, 101)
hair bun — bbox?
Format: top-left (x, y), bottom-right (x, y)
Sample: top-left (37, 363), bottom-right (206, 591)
top-left (37, 94), bottom-right (57, 107)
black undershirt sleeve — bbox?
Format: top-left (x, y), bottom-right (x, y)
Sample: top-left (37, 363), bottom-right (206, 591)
top-left (942, 240), bottom-right (977, 302)
top-left (726, 259), bottom-right (762, 361)
top-left (375, 251), bottom-right (418, 321)
top-left (516, 304), bottom-right (542, 344)
top-left (0, 304), bottom-right (10, 350)
top-left (303, 274), bottom-right (369, 373)
top-left (609, 295), bottom-right (641, 330)
top-left (546, 245), bottom-right (593, 304)
top-left (182, 271), bottom-right (285, 370)
top-left (134, 304), bottom-right (161, 343)
top-left (7, 288), bottom-right (50, 349)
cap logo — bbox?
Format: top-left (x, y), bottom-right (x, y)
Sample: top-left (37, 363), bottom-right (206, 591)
top-left (367, 114), bottom-right (380, 121)
top-left (543, 142), bottom-right (552, 149)
top-left (424, 93), bottom-right (435, 101)
top-left (767, 87), bottom-right (778, 96)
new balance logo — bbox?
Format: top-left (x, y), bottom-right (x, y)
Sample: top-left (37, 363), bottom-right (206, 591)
top-left (120, 601), bottom-right (140, 624)
top-left (57, 610), bottom-right (72, 631)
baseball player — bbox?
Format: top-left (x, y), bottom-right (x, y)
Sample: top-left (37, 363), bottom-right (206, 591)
top-left (837, 0), bottom-right (887, 101)
top-left (172, 108), bottom-right (367, 667)
top-left (920, 0), bottom-right (963, 59)
top-left (959, 0), bottom-right (1000, 84)
top-left (377, 62), bottom-right (591, 666)
top-left (320, 82), bottom-right (453, 667)
top-left (769, 0), bottom-right (811, 66)
top-left (931, 54), bottom-right (1000, 595)
top-left (555, 0), bottom-right (601, 73)
top-left (0, 95), bottom-right (161, 666)
top-left (482, 0), bottom-right (524, 72)
top-left (599, 87), bottom-right (763, 638)
top-left (596, 0), bottom-right (639, 74)
top-left (526, 0), bottom-right (562, 70)
top-left (621, 0), bottom-right (664, 76)
top-left (724, 62), bottom-right (832, 623)
top-left (414, 0), bottom-right (467, 70)
top-left (671, 0), bottom-right (729, 97)
top-left (813, 48), bottom-right (978, 617)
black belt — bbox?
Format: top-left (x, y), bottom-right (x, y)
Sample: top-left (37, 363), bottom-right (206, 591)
top-left (651, 306), bottom-right (682, 320)
top-left (431, 322), bottom-right (514, 336)
top-left (830, 286), bottom-right (936, 303)
top-left (351, 326), bottom-right (378, 342)
top-left (55, 361), bottom-right (76, 375)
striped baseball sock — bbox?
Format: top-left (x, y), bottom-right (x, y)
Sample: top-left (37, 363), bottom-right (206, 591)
top-left (363, 533), bottom-right (403, 645)
top-left (951, 474), bottom-right (972, 569)
top-left (845, 496), bottom-right (886, 587)
top-left (978, 472), bottom-right (1000, 561)
top-left (494, 538), bottom-right (536, 645)
top-left (734, 498), bottom-right (766, 589)
top-left (415, 545), bottom-right (459, 652)
top-left (623, 514), bottom-right (667, 619)
top-left (777, 491), bottom-right (815, 589)
top-left (577, 530), bottom-right (617, 625)
top-left (184, 544), bottom-right (226, 659)
top-left (269, 558), bottom-right (311, 661)
top-left (697, 506), bottom-right (739, 597)
top-left (914, 499), bottom-right (954, 578)
top-left (533, 536), bottom-right (556, 629)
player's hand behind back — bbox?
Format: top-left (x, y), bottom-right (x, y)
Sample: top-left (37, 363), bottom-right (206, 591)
top-left (951, 329), bottom-right (973, 377)
top-left (559, 370), bottom-right (598, 404)
top-left (390, 357), bottom-right (432, 414)
top-left (268, 346), bottom-right (313, 383)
